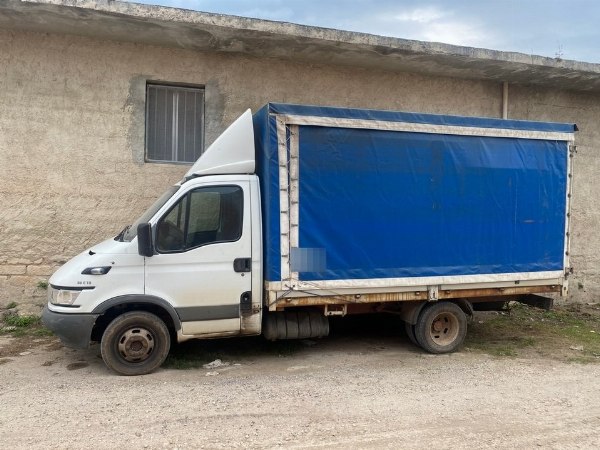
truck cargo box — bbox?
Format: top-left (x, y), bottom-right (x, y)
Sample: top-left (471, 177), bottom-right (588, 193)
top-left (253, 103), bottom-right (576, 308)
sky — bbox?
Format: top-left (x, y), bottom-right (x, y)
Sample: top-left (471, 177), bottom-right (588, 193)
top-left (134, 0), bottom-right (600, 64)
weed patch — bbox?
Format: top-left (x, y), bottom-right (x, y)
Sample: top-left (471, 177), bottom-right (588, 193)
top-left (466, 303), bottom-right (600, 362)
top-left (32, 327), bottom-right (54, 337)
top-left (3, 314), bottom-right (40, 328)
top-left (0, 313), bottom-right (53, 340)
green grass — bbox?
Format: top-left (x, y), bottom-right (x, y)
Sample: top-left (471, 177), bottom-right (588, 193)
top-left (3, 314), bottom-right (40, 328)
top-left (36, 281), bottom-right (48, 290)
top-left (489, 346), bottom-right (518, 357)
top-left (4, 302), bottom-right (17, 310)
top-left (466, 303), bottom-right (600, 362)
top-left (0, 313), bottom-right (53, 338)
top-left (7, 328), bottom-right (28, 337)
top-left (32, 327), bottom-right (54, 337)
top-left (469, 336), bottom-right (535, 357)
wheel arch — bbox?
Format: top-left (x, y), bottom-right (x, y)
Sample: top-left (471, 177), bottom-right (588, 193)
top-left (90, 295), bottom-right (181, 342)
top-left (453, 298), bottom-right (474, 318)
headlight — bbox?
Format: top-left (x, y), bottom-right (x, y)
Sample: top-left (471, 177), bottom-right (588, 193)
top-left (48, 287), bottom-right (82, 306)
top-left (81, 266), bottom-right (111, 275)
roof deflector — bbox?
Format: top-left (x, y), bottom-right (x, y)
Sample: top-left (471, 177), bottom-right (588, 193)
top-left (185, 109), bottom-right (255, 178)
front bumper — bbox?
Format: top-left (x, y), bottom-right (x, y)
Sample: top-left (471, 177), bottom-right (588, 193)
top-left (42, 306), bottom-right (99, 349)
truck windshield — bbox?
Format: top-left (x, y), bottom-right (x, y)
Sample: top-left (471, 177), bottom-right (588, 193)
top-left (118, 185), bottom-right (181, 242)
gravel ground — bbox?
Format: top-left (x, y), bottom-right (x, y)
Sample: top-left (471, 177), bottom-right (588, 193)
top-left (1, 317), bottom-right (600, 449)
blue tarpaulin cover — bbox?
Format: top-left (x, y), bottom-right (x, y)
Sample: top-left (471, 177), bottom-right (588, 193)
top-left (254, 103), bottom-right (575, 283)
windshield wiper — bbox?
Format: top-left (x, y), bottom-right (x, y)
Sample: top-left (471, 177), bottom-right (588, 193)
top-left (115, 225), bottom-right (131, 242)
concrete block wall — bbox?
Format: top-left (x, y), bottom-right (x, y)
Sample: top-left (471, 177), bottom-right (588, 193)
top-left (0, 28), bottom-right (598, 311)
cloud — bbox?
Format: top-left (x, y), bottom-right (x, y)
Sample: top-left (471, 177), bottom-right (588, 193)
top-left (393, 6), bottom-right (446, 24)
top-left (420, 20), bottom-right (492, 47)
top-left (373, 5), bottom-right (495, 48)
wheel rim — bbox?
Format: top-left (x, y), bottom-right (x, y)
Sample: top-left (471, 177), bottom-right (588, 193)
top-left (428, 312), bottom-right (460, 346)
top-left (117, 327), bottom-right (155, 363)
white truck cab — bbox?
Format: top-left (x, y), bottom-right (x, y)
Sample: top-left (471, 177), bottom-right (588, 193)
top-left (43, 111), bottom-right (264, 375)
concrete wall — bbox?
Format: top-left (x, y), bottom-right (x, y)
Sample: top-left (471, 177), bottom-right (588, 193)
top-left (0, 28), bottom-right (597, 311)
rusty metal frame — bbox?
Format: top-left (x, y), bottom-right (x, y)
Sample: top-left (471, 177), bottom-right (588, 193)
top-left (270, 284), bottom-right (561, 310)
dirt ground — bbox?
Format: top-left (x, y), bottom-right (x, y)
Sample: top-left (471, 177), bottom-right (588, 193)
top-left (1, 312), bottom-right (600, 449)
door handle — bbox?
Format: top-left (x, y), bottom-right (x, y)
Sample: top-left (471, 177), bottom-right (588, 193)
top-left (233, 258), bottom-right (252, 273)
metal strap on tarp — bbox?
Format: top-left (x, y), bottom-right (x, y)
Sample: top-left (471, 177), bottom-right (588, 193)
top-left (277, 114), bottom-right (574, 142)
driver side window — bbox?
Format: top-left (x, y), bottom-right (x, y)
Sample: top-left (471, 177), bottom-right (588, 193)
top-left (156, 185), bottom-right (243, 253)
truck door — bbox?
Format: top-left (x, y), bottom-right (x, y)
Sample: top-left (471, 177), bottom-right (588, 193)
top-left (144, 181), bottom-right (251, 336)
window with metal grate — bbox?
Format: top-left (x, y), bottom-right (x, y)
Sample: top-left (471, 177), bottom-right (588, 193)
top-left (145, 83), bottom-right (205, 163)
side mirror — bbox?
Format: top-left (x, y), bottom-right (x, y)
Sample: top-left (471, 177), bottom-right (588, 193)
top-left (137, 223), bottom-right (154, 257)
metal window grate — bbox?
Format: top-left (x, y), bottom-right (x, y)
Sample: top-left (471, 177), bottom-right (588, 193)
top-left (146, 84), bottom-right (205, 163)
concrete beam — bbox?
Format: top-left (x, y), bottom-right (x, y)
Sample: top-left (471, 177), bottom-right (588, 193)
top-left (2, 0), bottom-right (600, 92)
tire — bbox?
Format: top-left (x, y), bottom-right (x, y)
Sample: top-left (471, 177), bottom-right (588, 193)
top-left (101, 311), bottom-right (170, 376)
top-left (308, 309), bottom-right (329, 338)
top-left (415, 302), bottom-right (467, 354)
top-left (285, 311), bottom-right (300, 339)
top-left (404, 321), bottom-right (419, 346)
top-left (297, 311), bottom-right (311, 338)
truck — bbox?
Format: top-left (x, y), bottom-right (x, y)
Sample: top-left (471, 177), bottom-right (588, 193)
top-left (42, 103), bottom-right (576, 375)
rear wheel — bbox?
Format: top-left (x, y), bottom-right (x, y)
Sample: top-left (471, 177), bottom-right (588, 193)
top-left (101, 311), bottom-right (170, 376)
top-left (415, 302), bottom-right (467, 354)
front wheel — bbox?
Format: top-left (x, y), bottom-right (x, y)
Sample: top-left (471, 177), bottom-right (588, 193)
top-left (101, 311), bottom-right (170, 376)
top-left (415, 302), bottom-right (467, 354)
